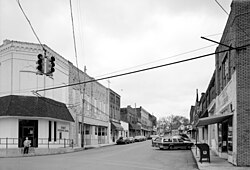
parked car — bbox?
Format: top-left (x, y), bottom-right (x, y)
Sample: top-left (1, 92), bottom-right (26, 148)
top-left (128, 137), bottom-right (135, 143)
top-left (148, 134), bottom-right (159, 140)
top-left (158, 136), bottom-right (194, 150)
top-left (116, 137), bottom-right (130, 144)
top-left (151, 136), bottom-right (162, 147)
top-left (134, 136), bottom-right (146, 142)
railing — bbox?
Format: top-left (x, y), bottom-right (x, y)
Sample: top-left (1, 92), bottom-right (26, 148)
top-left (0, 138), bottom-right (73, 149)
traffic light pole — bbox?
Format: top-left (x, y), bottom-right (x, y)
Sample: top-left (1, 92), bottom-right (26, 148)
top-left (43, 50), bottom-right (47, 97)
top-left (81, 66), bottom-right (87, 148)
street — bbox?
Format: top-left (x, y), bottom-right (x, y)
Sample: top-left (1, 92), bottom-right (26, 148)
top-left (0, 140), bottom-right (198, 170)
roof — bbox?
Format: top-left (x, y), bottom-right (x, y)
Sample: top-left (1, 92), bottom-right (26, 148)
top-left (0, 95), bottom-right (74, 122)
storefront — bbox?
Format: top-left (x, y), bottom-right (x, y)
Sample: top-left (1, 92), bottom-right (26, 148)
top-left (0, 95), bottom-right (74, 148)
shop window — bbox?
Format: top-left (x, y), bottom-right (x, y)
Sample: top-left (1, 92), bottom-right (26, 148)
top-left (98, 127), bottom-right (102, 136)
top-left (102, 127), bottom-right (105, 136)
top-left (95, 126), bottom-right (98, 135)
top-left (228, 117), bottom-right (233, 154)
top-left (85, 124), bottom-right (90, 135)
top-left (48, 121), bottom-right (52, 142)
top-left (78, 122), bottom-right (82, 134)
top-left (218, 123), bottom-right (222, 152)
top-left (54, 122), bottom-right (57, 142)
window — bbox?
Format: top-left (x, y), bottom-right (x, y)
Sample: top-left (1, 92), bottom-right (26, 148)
top-left (79, 122), bottom-right (82, 134)
top-left (173, 138), bottom-right (178, 142)
top-left (85, 124), bottom-right (90, 135)
top-left (54, 122), bottom-right (57, 142)
top-left (48, 121), bottom-right (52, 141)
top-left (228, 117), bottom-right (233, 154)
top-left (59, 132), bottom-right (62, 139)
top-left (98, 127), bottom-right (102, 136)
top-left (95, 126), bottom-right (98, 135)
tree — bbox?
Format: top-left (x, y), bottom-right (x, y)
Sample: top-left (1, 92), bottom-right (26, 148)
top-left (157, 114), bottom-right (189, 135)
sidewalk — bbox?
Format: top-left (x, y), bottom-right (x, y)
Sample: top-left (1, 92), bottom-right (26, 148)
top-left (0, 142), bottom-right (116, 158)
top-left (191, 146), bottom-right (250, 170)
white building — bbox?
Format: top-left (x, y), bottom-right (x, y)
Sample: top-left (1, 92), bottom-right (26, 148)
top-left (0, 39), bottom-right (110, 148)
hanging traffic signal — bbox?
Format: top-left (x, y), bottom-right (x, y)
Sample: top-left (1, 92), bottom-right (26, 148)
top-left (36, 54), bottom-right (44, 74)
top-left (46, 56), bottom-right (55, 76)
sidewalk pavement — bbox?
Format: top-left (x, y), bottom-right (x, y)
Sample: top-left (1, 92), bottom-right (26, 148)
top-left (191, 146), bottom-right (250, 170)
top-left (0, 142), bottom-right (116, 158)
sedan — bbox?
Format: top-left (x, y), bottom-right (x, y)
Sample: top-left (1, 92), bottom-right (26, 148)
top-left (116, 137), bottom-right (130, 144)
top-left (158, 136), bottom-right (194, 150)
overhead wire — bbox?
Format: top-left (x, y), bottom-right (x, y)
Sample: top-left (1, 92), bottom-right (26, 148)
top-left (214, 0), bottom-right (250, 38)
top-left (94, 44), bottom-right (217, 78)
top-left (16, 0), bottom-right (45, 51)
top-left (35, 44), bottom-right (249, 93)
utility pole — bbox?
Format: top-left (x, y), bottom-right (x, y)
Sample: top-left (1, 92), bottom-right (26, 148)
top-left (81, 66), bottom-right (87, 148)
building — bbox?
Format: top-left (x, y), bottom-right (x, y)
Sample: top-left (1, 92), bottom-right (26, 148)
top-left (137, 107), bottom-right (151, 138)
top-left (121, 106), bottom-right (157, 137)
top-left (194, 1), bottom-right (250, 166)
top-left (0, 40), bottom-right (74, 148)
top-left (0, 39), bottom-right (111, 149)
top-left (109, 89), bottom-right (123, 142)
top-left (68, 63), bottom-right (110, 147)
top-left (120, 105), bottom-right (140, 137)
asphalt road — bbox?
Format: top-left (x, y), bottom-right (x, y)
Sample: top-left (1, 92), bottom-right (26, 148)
top-left (0, 140), bottom-right (198, 170)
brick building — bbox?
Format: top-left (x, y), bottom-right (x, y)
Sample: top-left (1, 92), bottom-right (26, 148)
top-left (68, 63), bottom-right (109, 147)
top-left (109, 89), bottom-right (123, 142)
top-left (194, 1), bottom-right (250, 166)
top-left (120, 105), bottom-right (140, 137)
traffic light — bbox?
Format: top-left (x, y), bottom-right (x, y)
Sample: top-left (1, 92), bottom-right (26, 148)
top-left (46, 56), bottom-right (55, 75)
top-left (36, 54), bottom-right (44, 74)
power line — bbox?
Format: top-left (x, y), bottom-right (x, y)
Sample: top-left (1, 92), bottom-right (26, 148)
top-left (214, 0), bottom-right (229, 15)
top-left (16, 0), bottom-right (45, 51)
top-left (94, 37), bottom-right (239, 79)
top-left (94, 44), bottom-right (217, 78)
top-left (214, 0), bottom-right (250, 38)
top-left (35, 44), bottom-right (248, 93)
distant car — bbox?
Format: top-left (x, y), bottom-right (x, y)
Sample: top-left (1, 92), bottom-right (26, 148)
top-left (158, 136), bottom-right (194, 150)
top-left (128, 137), bottom-right (135, 143)
top-left (152, 136), bottom-right (162, 147)
top-left (134, 136), bottom-right (146, 142)
top-left (116, 137), bottom-right (130, 144)
top-left (148, 135), bottom-right (159, 140)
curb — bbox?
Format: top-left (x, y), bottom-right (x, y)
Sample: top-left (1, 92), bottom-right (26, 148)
top-left (0, 143), bottom-right (116, 158)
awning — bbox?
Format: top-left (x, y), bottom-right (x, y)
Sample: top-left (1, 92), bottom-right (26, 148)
top-left (196, 113), bottom-right (233, 127)
top-left (129, 123), bottom-right (141, 130)
top-left (111, 122), bottom-right (123, 131)
top-left (0, 95), bottom-right (74, 122)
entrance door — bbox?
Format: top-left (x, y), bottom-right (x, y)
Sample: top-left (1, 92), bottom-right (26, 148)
top-left (23, 126), bottom-right (35, 146)
top-left (19, 120), bottom-right (38, 147)
top-left (218, 121), bottom-right (228, 154)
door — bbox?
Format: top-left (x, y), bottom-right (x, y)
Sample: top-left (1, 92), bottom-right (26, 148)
top-left (23, 126), bottom-right (34, 147)
top-left (19, 120), bottom-right (38, 147)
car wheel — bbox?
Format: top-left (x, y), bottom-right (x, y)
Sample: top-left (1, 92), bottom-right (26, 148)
top-left (186, 145), bottom-right (191, 150)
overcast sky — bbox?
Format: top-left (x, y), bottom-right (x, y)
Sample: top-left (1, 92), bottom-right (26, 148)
top-left (0, 0), bottom-right (232, 120)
